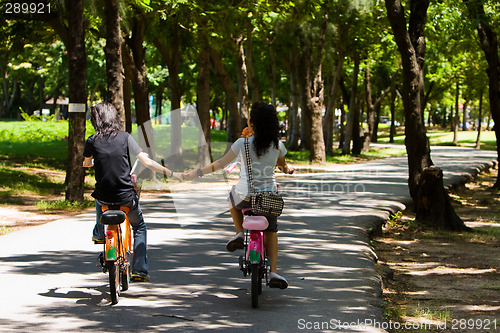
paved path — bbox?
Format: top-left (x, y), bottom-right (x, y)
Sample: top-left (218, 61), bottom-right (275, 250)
top-left (0, 146), bottom-right (496, 332)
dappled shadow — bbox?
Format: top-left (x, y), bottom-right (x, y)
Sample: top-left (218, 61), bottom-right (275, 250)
top-left (0, 150), bottom-right (496, 332)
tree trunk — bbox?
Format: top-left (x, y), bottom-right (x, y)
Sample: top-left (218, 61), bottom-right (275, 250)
top-left (64, 0), bottom-right (87, 202)
top-left (389, 86), bottom-right (397, 143)
top-left (462, 99), bottom-right (468, 131)
top-left (324, 51), bottom-right (344, 155)
top-left (124, 14), bottom-right (150, 127)
top-left (123, 74), bottom-right (132, 133)
top-left (296, 50), bottom-right (325, 162)
top-left (352, 100), bottom-right (363, 155)
top-left (246, 19), bottom-right (259, 103)
top-left (196, 29), bottom-right (212, 166)
top-left (152, 23), bottom-right (184, 167)
top-left (104, 0), bottom-right (125, 130)
top-left (463, 0), bottom-right (500, 188)
top-left (342, 56), bottom-right (360, 155)
top-left (123, 14), bottom-right (154, 161)
top-left (364, 62), bottom-right (400, 150)
top-left (287, 50), bottom-right (300, 150)
top-left (268, 40), bottom-right (277, 106)
top-left (453, 82), bottom-right (459, 145)
top-left (385, 0), bottom-right (468, 231)
top-left (476, 88), bottom-right (483, 149)
top-left (210, 47), bottom-right (240, 144)
top-left (235, 34), bottom-right (250, 130)
top-left (296, 50), bottom-right (311, 150)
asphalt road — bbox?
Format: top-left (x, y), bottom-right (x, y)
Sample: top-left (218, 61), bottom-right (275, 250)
top-left (0, 146), bottom-right (496, 332)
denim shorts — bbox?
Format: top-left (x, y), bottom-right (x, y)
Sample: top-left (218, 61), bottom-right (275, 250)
top-left (228, 187), bottom-right (278, 232)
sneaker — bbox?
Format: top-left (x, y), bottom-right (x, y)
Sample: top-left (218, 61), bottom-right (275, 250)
top-left (226, 234), bottom-right (244, 252)
top-left (92, 237), bottom-right (104, 244)
top-left (269, 272), bottom-right (288, 289)
top-left (131, 273), bottom-right (150, 282)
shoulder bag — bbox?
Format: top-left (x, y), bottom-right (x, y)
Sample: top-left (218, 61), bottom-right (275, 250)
top-left (244, 138), bottom-right (284, 217)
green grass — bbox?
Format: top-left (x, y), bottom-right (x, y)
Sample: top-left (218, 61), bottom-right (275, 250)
top-left (0, 119), bottom-right (95, 169)
top-left (418, 226), bottom-right (500, 243)
top-left (0, 225), bottom-right (13, 235)
top-left (377, 126), bottom-right (497, 150)
top-left (0, 166), bottom-right (64, 194)
top-left (285, 147), bottom-right (406, 165)
top-left (36, 199), bottom-right (94, 211)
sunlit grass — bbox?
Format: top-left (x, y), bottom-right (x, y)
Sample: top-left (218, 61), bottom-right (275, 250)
top-left (0, 225), bottom-right (13, 235)
top-left (378, 126), bottom-right (497, 150)
top-left (286, 147), bottom-right (406, 165)
top-left (36, 199), bottom-right (94, 211)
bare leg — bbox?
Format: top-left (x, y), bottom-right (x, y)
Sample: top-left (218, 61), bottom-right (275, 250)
top-left (264, 231), bottom-right (278, 273)
top-left (265, 231), bottom-right (288, 289)
top-left (229, 207), bottom-right (244, 234)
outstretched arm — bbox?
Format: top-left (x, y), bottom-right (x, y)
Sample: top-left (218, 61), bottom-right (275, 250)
top-left (136, 152), bottom-right (183, 180)
top-left (183, 149), bottom-right (238, 181)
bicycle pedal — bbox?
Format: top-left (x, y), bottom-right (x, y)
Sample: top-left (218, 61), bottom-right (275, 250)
top-left (96, 253), bottom-right (106, 272)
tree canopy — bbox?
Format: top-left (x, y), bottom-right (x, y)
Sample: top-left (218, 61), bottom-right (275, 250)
top-left (1, 0), bottom-right (499, 218)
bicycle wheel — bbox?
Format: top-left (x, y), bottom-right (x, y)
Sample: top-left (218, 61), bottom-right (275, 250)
top-left (251, 263), bottom-right (261, 308)
top-left (107, 261), bottom-right (120, 304)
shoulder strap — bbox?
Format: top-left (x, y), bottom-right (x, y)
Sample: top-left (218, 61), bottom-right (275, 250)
top-left (244, 138), bottom-right (255, 195)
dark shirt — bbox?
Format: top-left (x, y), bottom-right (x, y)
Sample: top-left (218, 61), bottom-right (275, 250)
top-left (84, 131), bottom-right (142, 203)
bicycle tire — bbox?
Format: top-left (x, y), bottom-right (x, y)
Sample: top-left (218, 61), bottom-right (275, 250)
top-left (251, 264), bottom-right (261, 308)
top-left (107, 261), bottom-right (120, 304)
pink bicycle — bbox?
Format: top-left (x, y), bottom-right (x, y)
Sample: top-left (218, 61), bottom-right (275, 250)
top-left (238, 208), bottom-right (270, 308)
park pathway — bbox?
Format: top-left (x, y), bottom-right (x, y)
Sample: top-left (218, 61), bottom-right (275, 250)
top-left (0, 146), bottom-right (496, 332)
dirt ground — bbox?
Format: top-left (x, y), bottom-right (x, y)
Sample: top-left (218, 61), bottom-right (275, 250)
top-left (374, 167), bottom-right (500, 332)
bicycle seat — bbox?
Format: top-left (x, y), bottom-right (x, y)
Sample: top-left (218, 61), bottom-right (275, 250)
top-left (243, 215), bottom-right (269, 231)
top-left (100, 210), bottom-right (126, 225)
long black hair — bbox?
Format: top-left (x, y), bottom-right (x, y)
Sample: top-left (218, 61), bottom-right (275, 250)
top-left (250, 101), bottom-right (280, 157)
top-left (90, 102), bottom-right (122, 138)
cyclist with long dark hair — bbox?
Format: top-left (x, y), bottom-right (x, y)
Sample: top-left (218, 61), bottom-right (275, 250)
top-left (84, 102), bottom-right (182, 282)
top-left (184, 101), bottom-right (293, 289)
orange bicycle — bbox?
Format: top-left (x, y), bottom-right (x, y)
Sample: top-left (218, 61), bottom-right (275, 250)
top-left (97, 205), bottom-right (132, 304)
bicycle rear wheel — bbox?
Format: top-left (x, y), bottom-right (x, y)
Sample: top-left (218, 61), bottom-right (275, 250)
top-left (250, 264), bottom-right (261, 308)
top-left (107, 261), bottom-right (120, 304)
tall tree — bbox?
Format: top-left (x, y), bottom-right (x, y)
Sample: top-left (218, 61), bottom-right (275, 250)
top-left (104, 0), bottom-right (125, 130)
top-left (295, 7), bottom-right (328, 163)
top-left (385, 0), bottom-right (468, 230)
top-left (65, 0), bottom-right (87, 202)
top-left (463, 0), bottom-right (500, 188)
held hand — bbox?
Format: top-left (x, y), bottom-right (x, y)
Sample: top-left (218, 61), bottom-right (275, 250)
top-left (171, 172), bottom-right (184, 182)
top-left (182, 170), bottom-right (199, 181)
top-left (285, 163), bottom-right (294, 175)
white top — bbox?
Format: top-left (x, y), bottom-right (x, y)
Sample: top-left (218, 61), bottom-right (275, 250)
top-left (230, 137), bottom-right (287, 197)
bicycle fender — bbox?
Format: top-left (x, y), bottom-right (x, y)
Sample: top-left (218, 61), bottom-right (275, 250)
top-left (105, 228), bottom-right (118, 260)
top-left (249, 250), bottom-right (261, 264)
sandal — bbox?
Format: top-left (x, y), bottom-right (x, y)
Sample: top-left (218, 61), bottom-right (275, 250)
top-left (226, 235), bottom-right (244, 252)
top-left (269, 272), bottom-right (288, 289)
